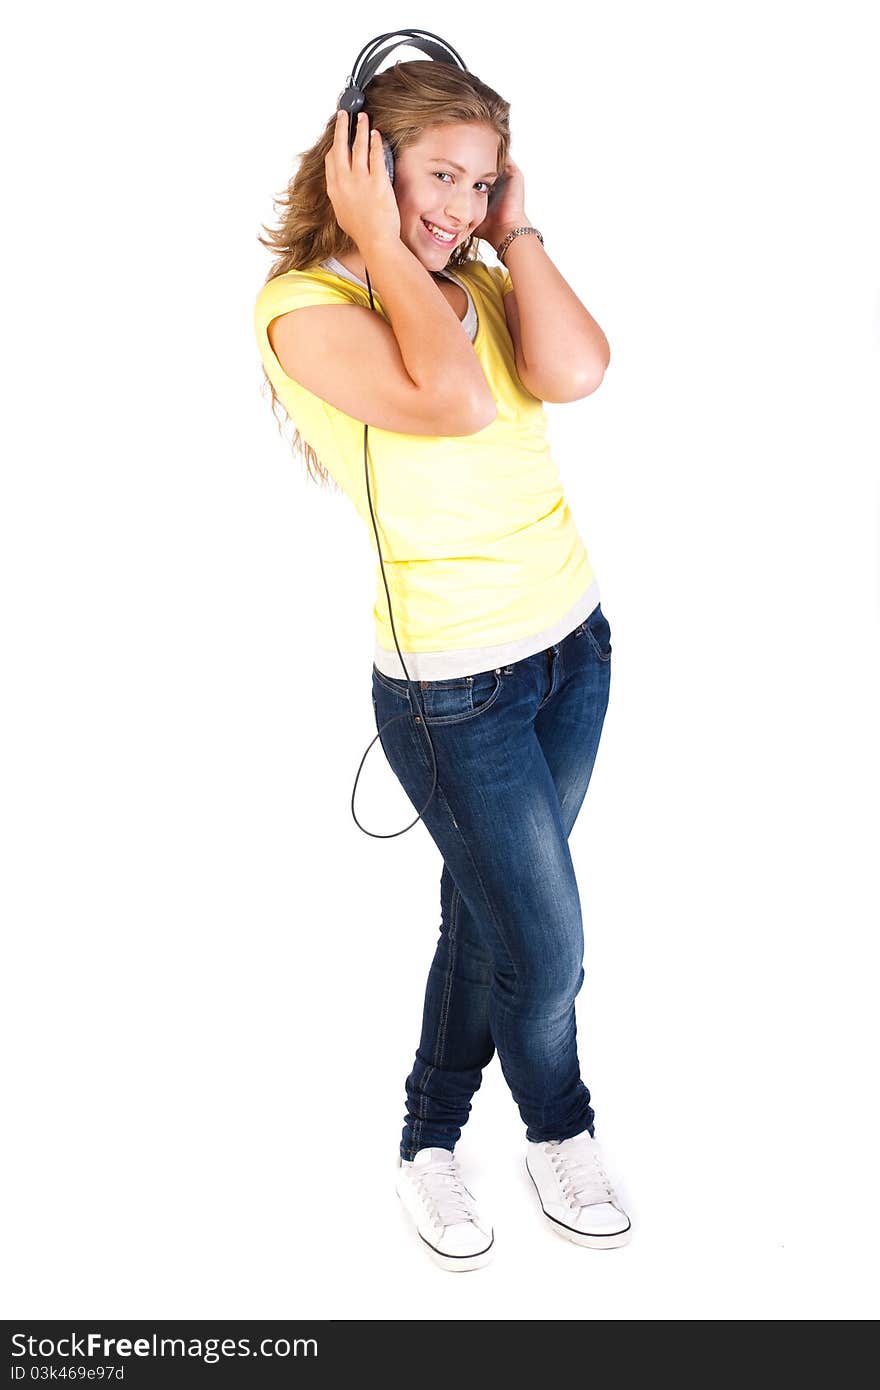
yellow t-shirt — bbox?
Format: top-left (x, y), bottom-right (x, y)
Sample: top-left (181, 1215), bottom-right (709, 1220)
top-left (253, 257), bottom-right (599, 679)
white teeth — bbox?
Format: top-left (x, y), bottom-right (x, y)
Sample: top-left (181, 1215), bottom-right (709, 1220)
top-left (424, 220), bottom-right (454, 242)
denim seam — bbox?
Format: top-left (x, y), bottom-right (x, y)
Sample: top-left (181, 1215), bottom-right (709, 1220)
top-left (373, 668), bottom-right (425, 698)
top-left (373, 669), bottom-right (504, 725)
top-left (411, 1059), bottom-right (432, 1157)
top-left (372, 668), bottom-right (473, 698)
top-left (407, 733), bottom-right (520, 1001)
top-left (584, 614), bottom-right (611, 663)
top-left (435, 882), bottom-right (460, 1069)
top-left (536, 646), bottom-right (564, 713)
top-left (410, 882), bottom-right (460, 1157)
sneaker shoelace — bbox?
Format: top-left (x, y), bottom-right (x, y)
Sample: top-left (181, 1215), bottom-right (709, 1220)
top-left (413, 1157), bottom-right (481, 1232)
top-left (546, 1137), bottom-right (619, 1211)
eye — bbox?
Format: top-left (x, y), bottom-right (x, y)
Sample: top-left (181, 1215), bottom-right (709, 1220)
top-left (434, 171), bottom-right (493, 194)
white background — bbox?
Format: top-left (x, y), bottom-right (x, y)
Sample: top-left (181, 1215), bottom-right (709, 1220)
top-left (2, 0), bottom-right (878, 1321)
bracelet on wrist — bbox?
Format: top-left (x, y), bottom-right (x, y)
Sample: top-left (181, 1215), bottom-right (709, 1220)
top-left (496, 225), bottom-right (544, 265)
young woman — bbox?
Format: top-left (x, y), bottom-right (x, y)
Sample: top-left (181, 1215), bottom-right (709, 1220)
top-left (254, 58), bottom-right (631, 1272)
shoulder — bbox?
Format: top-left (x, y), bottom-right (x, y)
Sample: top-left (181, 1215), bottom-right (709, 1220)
top-left (454, 257), bottom-right (514, 301)
top-left (254, 264), bottom-right (366, 329)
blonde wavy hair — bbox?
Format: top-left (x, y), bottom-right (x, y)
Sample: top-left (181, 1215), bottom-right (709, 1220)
top-left (256, 59), bottom-right (511, 489)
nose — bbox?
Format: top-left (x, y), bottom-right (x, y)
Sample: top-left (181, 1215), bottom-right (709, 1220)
top-left (443, 189), bottom-right (473, 230)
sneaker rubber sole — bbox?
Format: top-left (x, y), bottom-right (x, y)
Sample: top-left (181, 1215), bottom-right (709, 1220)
top-left (395, 1189), bottom-right (495, 1272)
top-left (525, 1157), bottom-right (632, 1249)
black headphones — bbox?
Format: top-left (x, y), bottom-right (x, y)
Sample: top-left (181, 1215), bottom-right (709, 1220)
top-left (344, 31), bottom-right (470, 839)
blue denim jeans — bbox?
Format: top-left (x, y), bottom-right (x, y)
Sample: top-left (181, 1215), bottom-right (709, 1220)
top-left (371, 603), bottom-right (613, 1162)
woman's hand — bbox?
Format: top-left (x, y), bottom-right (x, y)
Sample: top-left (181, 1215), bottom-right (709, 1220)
top-left (471, 156), bottom-right (530, 252)
top-left (324, 110), bottom-right (401, 254)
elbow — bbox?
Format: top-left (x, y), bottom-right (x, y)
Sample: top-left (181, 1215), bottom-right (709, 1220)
top-left (577, 368), bottom-right (607, 399)
top-left (574, 340), bottom-right (611, 397)
top-left (535, 371), bottom-right (604, 403)
top-left (433, 383), bottom-right (497, 435)
top-left (570, 353), bottom-right (610, 400)
top-left (579, 339), bottom-right (611, 396)
top-left (448, 388), bottom-right (496, 433)
top-left (518, 356), bottom-right (608, 403)
top-left (468, 391), bottom-right (498, 433)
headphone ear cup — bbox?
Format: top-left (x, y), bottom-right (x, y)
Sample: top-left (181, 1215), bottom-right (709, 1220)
top-left (381, 135), bottom-right (395, 186)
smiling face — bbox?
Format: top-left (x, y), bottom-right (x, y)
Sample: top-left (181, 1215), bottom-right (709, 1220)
top-left (392, 121), bottom-right (501, 266)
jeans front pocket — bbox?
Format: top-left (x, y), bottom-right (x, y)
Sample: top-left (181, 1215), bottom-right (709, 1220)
top-left (575, 604), bottom-right (612, 662)
top-left (372, 664), bottom-right (503, 726)
top-left (420, 669), bottom-right (502, 726)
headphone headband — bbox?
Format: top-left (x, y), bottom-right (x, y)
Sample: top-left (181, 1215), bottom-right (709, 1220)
top-left (339, 28), bottom-right (468, 111)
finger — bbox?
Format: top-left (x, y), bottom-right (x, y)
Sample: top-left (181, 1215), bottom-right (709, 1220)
top-left (338, 110), bottom-right (359, 163)
top-left (326, 114), bottom-right (341, 175)
top-left (331, 110), bottom-right (349, 162)
top-left (368, 126), bottom-right (383, 173)
top-left (354, 110), bottom-right (370, 164)
top-left (343, 109), bottom-right (355, 162)
top-left (347, 111), bottom-right (361, 161)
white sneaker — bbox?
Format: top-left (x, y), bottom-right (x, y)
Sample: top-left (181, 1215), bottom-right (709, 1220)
top-left (395, 1147), bottom-right (494, 1272)
top-left (526, 1130), bottom-right (632, 1249)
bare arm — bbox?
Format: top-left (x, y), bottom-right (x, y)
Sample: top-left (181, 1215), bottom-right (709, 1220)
top-left (268, 298), bottom-right (491, 437)
top-left (499, 227), bottom-right (611, 401)
top-left (308, 109), bottom-right (495, 433)
top-left (360, 236), bottom-right (496, 429)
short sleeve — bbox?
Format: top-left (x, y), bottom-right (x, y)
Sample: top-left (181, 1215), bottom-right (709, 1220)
top-left (485, 262), bottom-right (515, 298)
top-left (254, 268), bottom-right (362, 383)
top-left (255, 268), bottom-right (360, 329)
